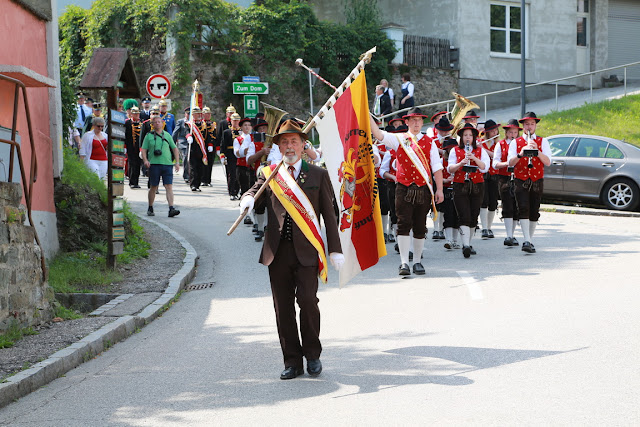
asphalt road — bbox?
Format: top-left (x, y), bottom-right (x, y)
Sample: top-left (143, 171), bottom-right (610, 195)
top-left (1, 164), bottom-right (639, 425)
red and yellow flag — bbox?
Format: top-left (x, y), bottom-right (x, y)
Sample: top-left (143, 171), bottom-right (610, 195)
top-left (315, 70), bottom-right (386, 286)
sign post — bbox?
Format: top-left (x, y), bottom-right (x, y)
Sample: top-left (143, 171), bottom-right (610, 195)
top-left (107, 107), bottom-right (127, 268)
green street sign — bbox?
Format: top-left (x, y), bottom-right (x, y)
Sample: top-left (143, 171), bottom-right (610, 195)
top-left (112, 169), bottom-right (125, 182)
top-left (244, 95), bottom-right (259, 118)
top-left (233, 82), bottom-right (269, 95)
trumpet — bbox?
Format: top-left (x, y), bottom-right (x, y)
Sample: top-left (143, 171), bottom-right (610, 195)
top-left (462, 143), bottom-right (478, 182)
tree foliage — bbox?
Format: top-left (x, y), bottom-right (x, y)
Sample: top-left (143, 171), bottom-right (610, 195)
top-left (58, 0), bottom-right (396, 98)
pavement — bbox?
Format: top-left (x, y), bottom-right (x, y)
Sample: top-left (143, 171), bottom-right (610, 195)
top-left (1, 165), bottom-right (639, 424)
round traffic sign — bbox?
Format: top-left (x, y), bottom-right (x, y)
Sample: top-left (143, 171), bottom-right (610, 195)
top-left (146, 74), bottom-right (171, 99)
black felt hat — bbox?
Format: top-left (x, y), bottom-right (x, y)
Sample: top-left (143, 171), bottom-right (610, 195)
top-left (502, 119), bottom-right (522, 130)
top-left (402, 107), bottom-right (428, 120)
top-left (463, 110), bottom-right (480, 119)
top-left (483, 119), bottom-right (500, 131)
top-left (457, 122), bottom-right (479, 137)
top-left (519, 111), bottom-right (540, 123)
top-left (389, 114), bottom-right (404, 125)
top-left (442, 138), bottom-right (458, 149)
top-left (430, 110), bottom-right (448, 122)
top-left (435, 117), bottom-right (454, 131)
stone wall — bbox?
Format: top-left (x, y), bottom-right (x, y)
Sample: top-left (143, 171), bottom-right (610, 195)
top-left (0, 182), bottom-right (53, 333)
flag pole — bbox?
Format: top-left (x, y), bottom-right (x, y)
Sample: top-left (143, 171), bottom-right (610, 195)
top-left (301, 46), bottom-right (377, 134)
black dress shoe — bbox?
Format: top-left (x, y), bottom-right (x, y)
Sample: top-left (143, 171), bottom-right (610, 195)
top-left (280, 366), bottom-right (304, 380)
top-left (470, 246), bottom-right (476, 255)
top-left (394, 243), bottom-right (399, 253)
top-left (254, 230), bottom-right (264, 242)
top-left (399, 263), bottom-right (411, 276)
top-left (412, 263), bottom-right (425, 275)
top-left (307, 359), bottom-right (322, 377)
top-left (481, 229), bottom-right (489, 239)
top-left (522, 241), bottom-right (536, 253)
top-left (388, 233), bottom-right (395, 243)
top-left (487, 230), bottom-right (494, 238)
top-left (512, 237), bottom-right (519, 246)
top-left (504, 237), bottom-right (512, 246)
top-left (463, 246), bottom-right (471, 258)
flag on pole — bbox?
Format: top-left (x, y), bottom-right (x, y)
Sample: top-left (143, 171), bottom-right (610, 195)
top-left (315, 70), bottom-right (386, 286)
top-left (187, 83), bottom-right (208, 165)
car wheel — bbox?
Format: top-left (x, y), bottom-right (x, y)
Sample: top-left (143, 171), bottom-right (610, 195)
top-left (601, 178), bottom-right (640, 211)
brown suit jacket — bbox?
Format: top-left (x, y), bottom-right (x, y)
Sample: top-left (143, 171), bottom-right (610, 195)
top-left (247, 160), bottom-right (342, 267)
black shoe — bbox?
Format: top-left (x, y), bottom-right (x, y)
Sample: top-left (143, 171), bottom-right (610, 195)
top-left (168, 207), bottom-right (180, 217)
top-left (504, 237), bottom-right (513, 246)
top-left (254, 230), bottom-right (264, 242)
top-left (512, 237), bottom-right (519, 246)
top-left (384, 233), bottom-right (389, 243)
top-left (470, 246), bottom-right (477, 255)
top-left (280, 366), bottom-right (304, 380)
top-left (394, 243), bottom-right (399, 254)
top-left (463, 246), bottom-right (471, 258)
top-left (399, 263), bottom-right (411, 276)
top-left (409, 251), bottom-right (413, 261)
top-left (230, 195), bottom-right (236, 201)
top-left (412, 263), bottom-right (425, 275)
top-left (439, 231), bottom-right (446, 239)
top-left (244, 216), bottom-right (253, 225)
top-left (487, 230), bottom-right (494, 238)
top-left (191, 187), bottom-right (198, 192)
top-left (481, 229), bottom-right (489, 239)
top-left (307, 359), bottom-right (322, 377)
top-left (432, 231), bottom-right (439, 240)
top-left (388, 233), bottom-right (395, 243)
top-left (147, 206), bottom-right (154, 216)
top-left (522, 241), bottom-right (536, 253)
top-left (156, 189), bottom-right (160, 194)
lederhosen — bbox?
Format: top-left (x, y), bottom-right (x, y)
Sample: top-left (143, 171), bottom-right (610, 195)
top-left (376, 143), bottom-right (390, 217)
top-left (481, 140), bottom-right (499, 212)
top-left (452, 146), bottom-right (485, 228)
top-left (201, 121), bottom-right (217, 185)
top-left (513, 136), bottom-right (545, 221)
top-left (496, 139), bottom-right (518, 220)
top-left (189, 121), bottom-right (208, 189)
top-left (441, 154), bottom-right (459, 229)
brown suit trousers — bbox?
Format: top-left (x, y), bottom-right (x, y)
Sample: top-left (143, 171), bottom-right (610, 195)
top-left (246, 161), bottom-right (341, 368)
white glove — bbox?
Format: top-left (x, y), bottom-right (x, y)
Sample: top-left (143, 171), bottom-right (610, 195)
top-left (239, 195), bottom-right (255, 213)
top-left (329, 252), bottom-right (345, 271)
top-left (207, 146), bottom-right (213, 152)
top-left (187, 136), bottom-right (193, 144)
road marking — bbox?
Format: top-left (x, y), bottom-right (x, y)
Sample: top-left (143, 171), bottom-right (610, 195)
top-left (457, 270), bottom-right (484, 300)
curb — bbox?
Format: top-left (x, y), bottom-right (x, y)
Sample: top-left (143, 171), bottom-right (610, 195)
top-left (0, 215), bottom-right (198, 408)
top-left (540, 204), bottom-right (640, 218)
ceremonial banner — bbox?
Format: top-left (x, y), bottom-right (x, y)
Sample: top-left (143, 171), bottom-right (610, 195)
top-left (315, 70), bottom-right (386, 286)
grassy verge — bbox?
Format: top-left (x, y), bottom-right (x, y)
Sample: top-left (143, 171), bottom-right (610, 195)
top-left (537, 94), bottom-right (640, 147)
top-left (0, 321), bottom-right (38, 349)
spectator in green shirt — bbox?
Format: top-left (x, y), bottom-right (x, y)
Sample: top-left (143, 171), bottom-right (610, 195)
top-left (141, 116), bottom-right (181, 217)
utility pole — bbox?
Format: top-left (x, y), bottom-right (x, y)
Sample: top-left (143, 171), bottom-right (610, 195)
top-left (520, 0), bottom-right (526, 117)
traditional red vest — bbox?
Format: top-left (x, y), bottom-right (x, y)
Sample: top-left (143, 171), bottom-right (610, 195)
top-left (513, 136), bottom-right (544, 182)
top-left (442, 156), bottom-right (453, 188)
top-left (376, 143), bottom-right (386, 177)
top-left (251, 140), bottom-right (264, 170)
top-left (396, 133), bottom-right (434, 187)
top-left (482, 140), bottom-right (498, 175)
top-left (452, 146), bottom-right (484, 184)
top-left (384, 149), bottom-right (397, 182)
top-left (496, 139), bottom-right (511, 176)
top-left (235, 134), bottom-right (253, 167)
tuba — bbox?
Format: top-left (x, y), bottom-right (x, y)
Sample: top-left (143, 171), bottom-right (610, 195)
top-left (260, 102), bottom-right (288, 162)
top-left (449, 92), bottom-right (479, 137)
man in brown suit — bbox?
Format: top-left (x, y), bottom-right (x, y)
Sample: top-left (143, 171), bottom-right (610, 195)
top-left (240, 119), bottom-right (343, 380)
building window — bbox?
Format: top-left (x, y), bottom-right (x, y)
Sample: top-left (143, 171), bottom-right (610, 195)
top-left (577, 0), bottom-right (589, 47)
top-left (490, 3), bottom-right (522, 55)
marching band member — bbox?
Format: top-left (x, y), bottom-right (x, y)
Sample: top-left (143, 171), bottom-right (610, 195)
top-left (431, 117), bottom-right (454, 240)
top-left (247, 119), bottom-right (270, 241)
top-left (385, 114), bottom-right (404, 132)
top-left (447, 123), bottom-right (490, 258)
top-left (479, 119), bottom-right (500, 238)
top-left (159, 97), bottom-right (175, 135)
top-left (234, 117), bottom-right (255, 201)
top-left (370, 108), bottom-right (444, 276)
top-left (440, 137), bottom-right (461, 250)
top-left (463, 110), bottom-right (480, 127)
top-left (507, 112), bottom-right (552, 253)
top-left (222, 113), bottom-right (242, 200)
top-left (493, 119), bottom-right (521, 246)
top-left (201, 106), bottom-right (217, 187)
top-left (427, 110), bottom-right (448, 139)
top-left (186, 106), bottom-right (211, 192)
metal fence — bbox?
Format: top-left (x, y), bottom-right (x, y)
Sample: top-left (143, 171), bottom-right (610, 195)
top-left (403, 35), bottom-right (450, 69)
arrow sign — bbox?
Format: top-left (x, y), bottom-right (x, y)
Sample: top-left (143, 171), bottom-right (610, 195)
top-left (233, 82), bottom-right (269, 95)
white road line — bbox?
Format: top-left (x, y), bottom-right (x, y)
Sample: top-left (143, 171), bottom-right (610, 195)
top-left (457, 270), bottom-right (484, 300)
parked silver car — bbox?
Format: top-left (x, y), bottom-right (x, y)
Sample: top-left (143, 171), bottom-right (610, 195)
top-left (544, 134), bottom-right (640, 211)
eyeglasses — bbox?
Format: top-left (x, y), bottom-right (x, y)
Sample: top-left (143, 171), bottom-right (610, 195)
top-left (95, 125), bottom-right (104, 128)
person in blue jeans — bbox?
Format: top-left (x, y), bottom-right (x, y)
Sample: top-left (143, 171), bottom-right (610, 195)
top-left (141, 116), bottom-right (181, 217)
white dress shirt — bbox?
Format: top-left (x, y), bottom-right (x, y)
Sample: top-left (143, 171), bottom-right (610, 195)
top-left (506, 134), bottom-right (552, 163)
top-left (447, 146), bottom-right (491, 174)
top-left (379, 130), bottom-right (444, 174)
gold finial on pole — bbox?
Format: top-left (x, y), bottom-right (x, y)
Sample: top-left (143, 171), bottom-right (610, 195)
top-left (192, 80), bottom-right (200, 91)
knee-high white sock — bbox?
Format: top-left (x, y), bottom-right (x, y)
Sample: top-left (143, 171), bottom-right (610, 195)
top-left (409, 229), bottom-right (414, 239)
top-left (487, 210), bottom-right (496, 230)
top-left (504, 218), bottom-right (514, 238)
top-left (530, 220), bottom-right (538, 239)
top-left (444, 227), bottom-right (453, 242)
top-left (381, 214), bottom-right (389, 234)
top-left (435, 213), bottom-right (443, 232)
top-left (256, 213), bottom-right (265, 230)
top-left (460, 225), bottom-right (471, 246)
top-left (412, 238), bottom-right (425, 263)
top-left (512, 219), bottom-right (517, 237)
top-left (479, 208), bottom-right (488, 229)
top-left (390, 223), bottom-right (396, 237)
top-left (520, 219), bottom-right (531, 242)
top-left (397, 235), bottom-right (411, 266)
top-left (453, 228), bottom-right (460, 243)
